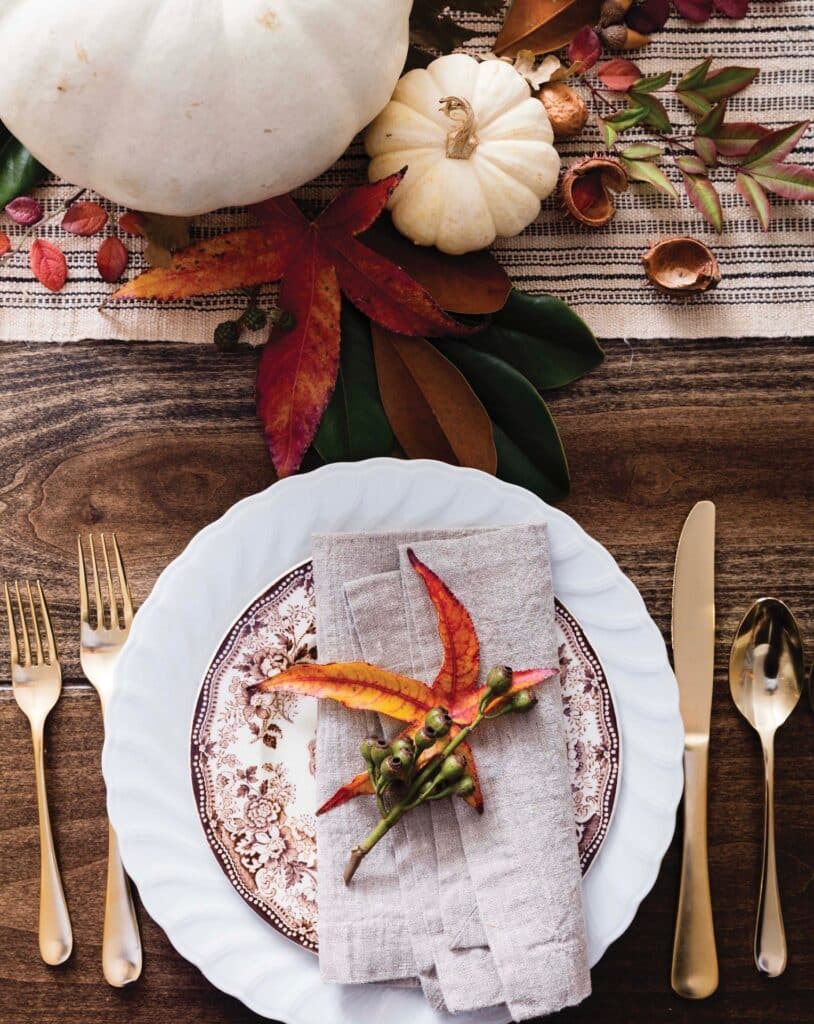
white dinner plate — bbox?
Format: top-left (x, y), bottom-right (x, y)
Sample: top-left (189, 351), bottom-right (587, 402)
top-left (104, 459), bottom-right (684, 1024)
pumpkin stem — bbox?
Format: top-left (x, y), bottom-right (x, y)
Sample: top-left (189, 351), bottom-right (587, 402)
top-left (440, 96), bottom-right (479, 160)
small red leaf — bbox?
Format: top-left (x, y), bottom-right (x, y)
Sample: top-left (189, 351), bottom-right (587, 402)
top-left (568, 26), bottom-right (601, 71)
top-left (713, 122), bottom-right (769, 157)
top-left (118, 211), bottom-right (146, 235)
top-left (97, 236), bottom-right (129, 283)
top-left (62, 201), bottom-right (108, 236)
top-left (5, 196), bottom-right (43, 226)
top-left (748, 163), bottom-right (814, 201)
top-left (714, 0), bottom-right (748, 16)
top-left (673, 0), bottom-right (713, 20)
top-left (0, 232), bottom-right (9, 256)
top-left (742, 121), bottom-right (811, 168)
top-left (681, 172), bottom-right (723, 232)
top-left (30, 239), bottom-right (68, 292)
top-left (735, 172), bottom-right (771, 230)
top-left (598, 59), bottom-right (642, 92)
top-left (627, 0), bottom-right (670, 33)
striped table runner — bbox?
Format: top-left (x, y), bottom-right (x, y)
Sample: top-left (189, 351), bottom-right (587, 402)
top-left (1, 0), bottom-right (811, 342)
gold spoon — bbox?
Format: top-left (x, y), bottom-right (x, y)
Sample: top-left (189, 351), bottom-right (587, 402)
top-left (729, 598), bottom-right (804, 977)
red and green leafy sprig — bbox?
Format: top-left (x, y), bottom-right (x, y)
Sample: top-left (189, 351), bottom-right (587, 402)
top-left (564, 47), bottom-right (814, 232)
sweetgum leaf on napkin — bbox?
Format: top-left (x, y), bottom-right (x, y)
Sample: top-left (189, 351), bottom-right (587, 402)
top-left (114, 173), bottom-right (472, 478)
top-left (371, 325), bottom-right (498, 474)
top-left (257, 550), bottom-right (558, 815)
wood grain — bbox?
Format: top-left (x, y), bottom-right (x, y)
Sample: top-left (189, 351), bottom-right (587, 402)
top-left (0, 336), bottom-right (812, 1023)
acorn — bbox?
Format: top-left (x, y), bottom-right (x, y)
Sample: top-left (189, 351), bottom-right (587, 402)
top-left (600, 0), bottom-right (635, 26)
top-left (424, 706), bottom-right (452, 737)
top-left (561, 156), bottom-right (629, 228)
top-left (539, 83), bottom-right (588, 140)
top-left (599, 24), bottom-right (650, 49)
top-left (486, 665), bottom-right (513, 696)
top-left (642, 237), bottom-right (721, 294)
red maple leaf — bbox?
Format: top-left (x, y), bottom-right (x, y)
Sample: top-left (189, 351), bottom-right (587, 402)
top-left (256, 549), bottom-right (558, 816)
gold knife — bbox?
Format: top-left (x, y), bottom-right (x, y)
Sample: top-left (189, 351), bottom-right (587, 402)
top-left (670, 500), bottom-right (718, 998)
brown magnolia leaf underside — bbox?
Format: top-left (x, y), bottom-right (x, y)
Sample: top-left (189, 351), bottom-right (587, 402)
top-left (495, 0), bottom-right (603, 57)
top-left (372, 326), bottom-right (497, 474)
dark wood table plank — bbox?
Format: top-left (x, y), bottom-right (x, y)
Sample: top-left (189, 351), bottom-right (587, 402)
top-left (0, 336), bottom-right (812, 1023)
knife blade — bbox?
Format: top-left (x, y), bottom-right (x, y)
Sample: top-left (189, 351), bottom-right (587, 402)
top-left (670, 500), bottom-right (719, 999)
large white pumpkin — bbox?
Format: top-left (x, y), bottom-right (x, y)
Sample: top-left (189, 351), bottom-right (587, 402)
top-left (0, 0), bottom-right (412, 215)
top-left (366, 54), bottom-right (561, 255)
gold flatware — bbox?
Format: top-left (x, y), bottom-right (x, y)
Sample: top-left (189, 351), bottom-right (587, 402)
top-left (4, 580), bottom-right (73, 966)
top-left (729, 598), bottom-right (803, 977)
top-left (670, 500), bottom-right (718, 999)
top-left (78, 534), bottom-right (142, 988)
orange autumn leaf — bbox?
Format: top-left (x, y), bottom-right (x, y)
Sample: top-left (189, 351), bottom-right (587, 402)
top-left (256, 550), bottom-right (556, 816)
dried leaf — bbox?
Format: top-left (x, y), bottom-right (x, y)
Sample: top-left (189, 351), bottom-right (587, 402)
top-left (681, 172), bottom-right (723, 232)
top-left (735, 172), bottom-right (771, 230)
top-left (748, 163), bottom-right (814, 201)
top-left (361, 217), bottom-right (511, 315)
top-left (623, 158), bottom-right (680, 199)
top-left (568, 26), bottom-right (601, 71)
top-left (0, 231), bottom-right (9, 256)
top-left (96, 236), bottom-right (129, 283)
top-left (598, 59), bottom-right (642, 92)
top-left (712, 122), bottom-right (769, 157)
top-left (741, 121), bottom-right (811, 167)
top-left (30, 239), bottom-right (67, 292)
top-left (61, 200), bottom-right (108, 236)
top-left (495, 0), bottom-right (603, 57)
top-left (372, 325), bottom-right (497, 473)
top-left (140, 213), bottom-right (193, 268)
top-left (5, 195), bottom-right (43, 225)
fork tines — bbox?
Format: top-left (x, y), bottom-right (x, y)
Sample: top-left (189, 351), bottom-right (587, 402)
top-left (4, 579), bottom-right (57, 667)
top-left (78, 534), bottom-right (134, 631)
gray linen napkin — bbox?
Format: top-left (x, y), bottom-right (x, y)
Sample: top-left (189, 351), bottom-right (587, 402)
top-left (314, 527), bottom-right (591, 1020)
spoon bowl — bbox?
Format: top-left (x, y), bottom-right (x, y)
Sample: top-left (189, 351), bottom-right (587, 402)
top-left (729, 597), bottom-right (804, 978)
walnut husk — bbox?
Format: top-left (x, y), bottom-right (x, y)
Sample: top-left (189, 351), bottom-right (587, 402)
top-left (561, 155), bottom-right (628, 227)
top-left (642, 237), bottom-right (721, 294)
top-left (539, 83), bottom-right (588, 138)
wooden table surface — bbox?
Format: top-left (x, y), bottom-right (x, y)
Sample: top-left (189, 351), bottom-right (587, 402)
top-left (1, 335), bottom-right (812, 1024)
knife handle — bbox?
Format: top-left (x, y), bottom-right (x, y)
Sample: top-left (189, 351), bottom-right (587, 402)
top-left (671, 740), bottom-right (718, 999)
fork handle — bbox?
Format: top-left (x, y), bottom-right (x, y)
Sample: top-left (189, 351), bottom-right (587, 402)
top-left (103, 824), bottom-right (142, 987)
top-left (31, 729), bottom-right (73, 965)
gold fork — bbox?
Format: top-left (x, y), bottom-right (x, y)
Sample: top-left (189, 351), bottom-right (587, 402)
top-left (78, 534), bottom-right (142, 987)
top-left (4, 580), bottom-right (73, 965)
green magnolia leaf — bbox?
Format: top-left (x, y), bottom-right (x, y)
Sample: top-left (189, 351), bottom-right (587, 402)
top-left (606, 105), bottom-right (650, 131)
top-left (741, 121), bottom-right (811, 167)
top-left (600, 119), bottom-right (618, 147)
top-left (696, 100), bottom-right (728, 138)
top-left (696, 66), bottom-right (759, 101)
top-left (435, 341), bottom-right (570, 502)
top-left (632, 93), bottom-right (672, 133)
top-left (676, 57), bottom-right (713, 92)
top-left (681, 171), bottom-right (723, 232)
top-left (458, 290), bottom-right (603, 391)
top-left (631, 71), bottom-right (672, 94)
top-left (621, 143), bottom-right (663, 159)
top-left (314, 302), bottom-right (394, 463)
top-left (749, 163), bottom-right (814, 201)
top-left (0, 135), bottom-right (48, 208)
top-left (713, 122), bottom-right (769, 157)
top-left (676, 155), bottom-right (708, 175)
top-left (694, 136), bottom-right (718, 166)
top-left (735, 172), bottom-right (771, 230)
top-left (676, 90), bottom-right (713, 117)
top-left (622, 158), bottom-right (680, 199)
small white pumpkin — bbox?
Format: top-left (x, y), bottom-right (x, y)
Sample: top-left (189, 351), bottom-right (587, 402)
top-left (365, 53), bottom-right (561, 255)
top-left (0, 0), bottom-right (412, 215)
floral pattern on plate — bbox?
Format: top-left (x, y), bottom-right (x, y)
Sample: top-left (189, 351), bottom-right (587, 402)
top-left (191, 560), bottom-right (620, 953)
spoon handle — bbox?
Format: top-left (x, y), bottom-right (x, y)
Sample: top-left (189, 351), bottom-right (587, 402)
top-left (756, 734), bottom-right (786, 976)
